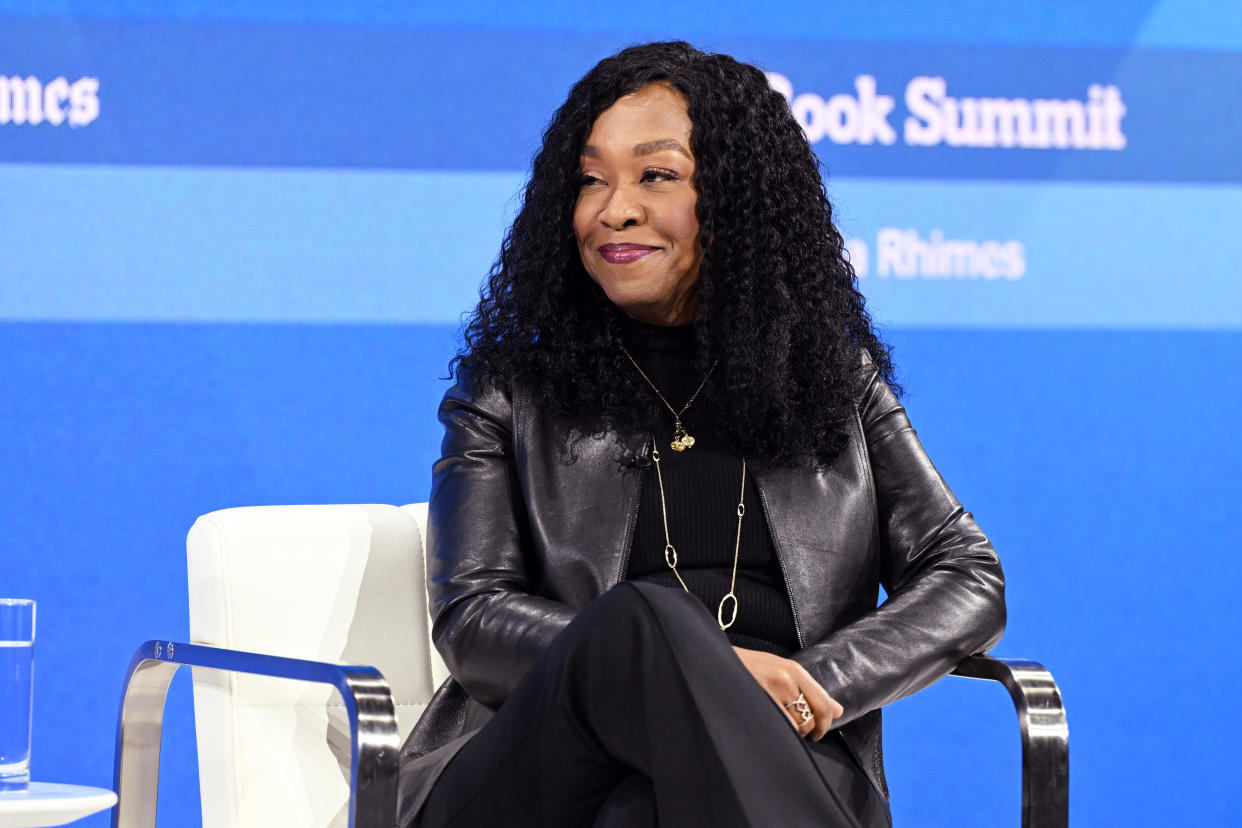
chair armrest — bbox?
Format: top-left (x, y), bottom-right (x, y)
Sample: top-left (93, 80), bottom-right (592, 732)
top-left (951, 654), bottom-right (1069, 828)
top-left (111, 640), bottom-right (400, 828)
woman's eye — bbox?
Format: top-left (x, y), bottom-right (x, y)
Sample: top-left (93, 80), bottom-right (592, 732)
top-left (642, 168), bottom-right (678, 182)
top-left (579, 174), bottom-right (603, 187)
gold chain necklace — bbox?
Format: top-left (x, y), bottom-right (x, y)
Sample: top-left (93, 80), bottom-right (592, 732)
top-left (622, 346), bottom-right (745, 629)
top-left (650, 441), bottom-right (747, 630)
top-left (620, 345), bottom-right (718, 452)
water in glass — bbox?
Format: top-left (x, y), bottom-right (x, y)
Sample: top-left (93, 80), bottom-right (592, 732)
top-left (0, 600), bottom-right (34, 788)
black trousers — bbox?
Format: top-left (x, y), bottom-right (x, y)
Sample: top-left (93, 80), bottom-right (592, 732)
top-left (408, 582), bottom-right (890, 827)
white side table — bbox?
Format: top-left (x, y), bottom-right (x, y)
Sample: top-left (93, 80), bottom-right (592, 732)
top-left (0, 783), bottom-right (117, 828)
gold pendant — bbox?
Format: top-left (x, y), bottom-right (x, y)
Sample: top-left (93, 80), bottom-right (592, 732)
top-left (671, 421), bottom-right (696, 452)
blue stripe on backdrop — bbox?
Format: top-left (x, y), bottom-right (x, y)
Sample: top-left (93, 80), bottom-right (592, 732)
top-left (4, 164), bottom-right (1240, 329)
top-left (0, 164), bottom-right (519, 324)
top-left (1, 322), bottom-right (1240, 826)
top-left (832, 179), bottom-right (1242, 329)
top-left (7, 19), bottom-right (1242, 181)
top-left (7, 0), bottom-right (1242, 52)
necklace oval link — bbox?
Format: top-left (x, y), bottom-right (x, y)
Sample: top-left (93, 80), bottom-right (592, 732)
top-left (664, 543), bottom-right (678, 569)
top-left (717, 592), bottom-right (738, 630)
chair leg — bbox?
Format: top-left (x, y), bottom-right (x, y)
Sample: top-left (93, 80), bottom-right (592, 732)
top-left (112, 655), bottom-right (177, 828)
top-left (952, 655), bottom-right (1069, 828)
top-left (112, 640), bottom-right (401, 828)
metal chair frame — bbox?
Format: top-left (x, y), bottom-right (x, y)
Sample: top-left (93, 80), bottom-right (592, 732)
top-left (111, 640), bottom-right (400, 828)
top-left (951, 655), bottom-right (1069, 828)
top-left (112, 645), bottom-right (1066, 828)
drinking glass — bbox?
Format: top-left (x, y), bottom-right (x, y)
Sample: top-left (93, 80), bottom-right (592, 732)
top-left (0, 599), bottom-right (35, 790)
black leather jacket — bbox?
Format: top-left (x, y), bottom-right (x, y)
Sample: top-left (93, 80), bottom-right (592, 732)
top-left (403, 356), bottom-right (1005, 801)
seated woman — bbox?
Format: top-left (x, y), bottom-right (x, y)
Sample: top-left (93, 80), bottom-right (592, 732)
top-left (398, 40), bottom-right (1004, 828)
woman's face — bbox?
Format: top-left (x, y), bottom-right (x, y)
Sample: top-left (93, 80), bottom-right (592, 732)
top-left (573, 83), bottom-right (702, 326)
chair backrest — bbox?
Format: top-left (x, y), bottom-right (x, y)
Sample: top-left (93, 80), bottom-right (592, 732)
top-left (187, 503), bottom-right (447, 828)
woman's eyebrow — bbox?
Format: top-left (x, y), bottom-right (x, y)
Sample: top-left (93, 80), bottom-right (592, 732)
top-left (580, 139), bottom-right (691, 159)
top-left (632, 139), bottom-right (691, 158)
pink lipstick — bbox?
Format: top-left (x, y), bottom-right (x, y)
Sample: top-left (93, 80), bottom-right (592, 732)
top-left (599, 243), bottom-right (658, 264)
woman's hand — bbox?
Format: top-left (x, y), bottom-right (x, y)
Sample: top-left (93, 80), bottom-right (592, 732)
top-left (732, 646), bottom-right (843, 741)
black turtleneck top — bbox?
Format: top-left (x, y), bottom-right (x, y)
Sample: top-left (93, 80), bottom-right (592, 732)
top-left (620, 315), bottom-right (800, 657)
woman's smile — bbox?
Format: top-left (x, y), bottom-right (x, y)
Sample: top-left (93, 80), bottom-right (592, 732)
top-left (598, 243), bottom-right (661, 264)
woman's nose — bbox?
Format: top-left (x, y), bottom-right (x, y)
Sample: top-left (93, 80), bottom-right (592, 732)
top-left (600, 184), bottom-right (644, 229)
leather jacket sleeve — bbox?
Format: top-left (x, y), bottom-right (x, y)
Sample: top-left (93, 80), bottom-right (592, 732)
top-left (426, 369), bottom-right (576, 709)
top-left (792, 366), bottom-right (1006, 728)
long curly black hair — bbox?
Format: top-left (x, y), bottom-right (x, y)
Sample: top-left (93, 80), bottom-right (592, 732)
top-left (452, 41), bottom-right (898, 468)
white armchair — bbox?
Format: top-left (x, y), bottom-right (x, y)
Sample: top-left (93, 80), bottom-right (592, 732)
top-left (112, 504), bottom-right (441, 828)
top-left (110, 504), bottom-right (1068, 828)
top-left (186, 504), bottom-right (445, 827)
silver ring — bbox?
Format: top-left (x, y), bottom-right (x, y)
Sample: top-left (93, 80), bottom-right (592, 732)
top-left (783, 692), bottom-right (814, 726)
